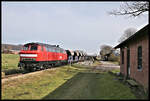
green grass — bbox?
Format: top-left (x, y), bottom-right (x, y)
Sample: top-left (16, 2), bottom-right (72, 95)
top-left (2, 63), bottom-right (139, 100)
top-left (111, 69), bottom-right (120, 73)
top-left (1, 54), bottom-right (146, 99)
top-left (2, 66), bottom-right (78, 99)
top-left (2, 53), bottom-right (19, 71)
top-left (43, 72), bottom-right (137, 99)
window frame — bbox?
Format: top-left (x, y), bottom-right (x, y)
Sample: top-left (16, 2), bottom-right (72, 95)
top-left (30, 45), bottom-right (38, 51)
top-left (121, 50), bottom-right (124, 64)
top-left (22, 45), bottom-right (29, 50)
top-left (137, 46), bottom-right (142, 71)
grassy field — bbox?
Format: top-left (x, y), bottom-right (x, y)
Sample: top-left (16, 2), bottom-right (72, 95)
top-left (110, 69), bottom-right (120, 73)
top-left (2, 63), bottom-right (139, 100)
top-left (2, 65), bottom-right (84, 99)
top-left (2, 53), bottom-right (19, 71)
top-left (2, 54), bottom-right (145, 99)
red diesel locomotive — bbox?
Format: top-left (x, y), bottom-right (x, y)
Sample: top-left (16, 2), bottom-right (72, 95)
top-left (18, 42), bottom-right (68, 71)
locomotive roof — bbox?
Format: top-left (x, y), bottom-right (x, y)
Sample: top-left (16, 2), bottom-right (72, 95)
top-left (24, 42), bottom-right (60, 48)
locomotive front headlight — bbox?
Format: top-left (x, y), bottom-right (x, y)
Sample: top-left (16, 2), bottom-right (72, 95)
top-left (20, 54), bottom-right (38, 57)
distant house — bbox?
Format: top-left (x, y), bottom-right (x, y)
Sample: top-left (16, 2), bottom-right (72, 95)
top-left (2, 49), bottom-right (20, 54)
top-left (10, 50), bottom-right (20, 54)
top-left (114, 24), bottom-right (149, 90)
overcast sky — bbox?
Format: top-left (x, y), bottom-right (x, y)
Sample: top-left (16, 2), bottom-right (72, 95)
top-left (2, 2), bottom-right (148, 54)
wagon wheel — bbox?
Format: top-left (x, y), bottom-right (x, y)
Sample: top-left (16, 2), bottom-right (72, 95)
top-left (29, 67), bottom-right (36, 72)
top-left (44, 64), bottom-right (48, 69)
top-left (40, 65), bottom-right (44, 70)
top-left (23, 67), bottom-right (30, 73)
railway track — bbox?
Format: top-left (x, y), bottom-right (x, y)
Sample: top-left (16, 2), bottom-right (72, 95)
top-left (2, 73), bottom-right (23, 79)
top-left (1, 62), bottom-right (86, 84)
top-left (2, 64), bottom-right (65, 79)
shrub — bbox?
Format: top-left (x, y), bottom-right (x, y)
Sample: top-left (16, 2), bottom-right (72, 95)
top-left (108, 54), bottom-right (120, 62)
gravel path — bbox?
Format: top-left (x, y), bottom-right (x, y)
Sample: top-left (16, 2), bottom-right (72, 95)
top-left (95, 61), bottom-right (120, 71)
top-left (98, 61), bottom-right (120, 68)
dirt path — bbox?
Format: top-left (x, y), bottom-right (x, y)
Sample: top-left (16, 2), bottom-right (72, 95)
top-left (99, 61), bottom-right (120, 67)
top-left (94, 61), bottom-right (120, 71)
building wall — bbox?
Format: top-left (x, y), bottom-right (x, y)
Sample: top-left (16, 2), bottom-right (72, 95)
top-left (120, 33), bottom-right (149, 89)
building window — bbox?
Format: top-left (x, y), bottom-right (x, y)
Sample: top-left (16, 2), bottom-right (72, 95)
top-left (121, 50), bottom-right (124, 64)
top-left (137, 46), bottom-right (142, 70)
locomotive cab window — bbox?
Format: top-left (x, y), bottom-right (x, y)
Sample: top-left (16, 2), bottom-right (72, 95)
top-left (30, 45), bottom-right (38, 51)
top-left (23, 45), bottom-right (29, 50)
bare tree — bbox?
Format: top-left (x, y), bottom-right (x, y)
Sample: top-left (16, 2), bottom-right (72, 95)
top-left (100, 45), bottom-right (113, 55)
top-left (100, 45), bottom-right (113, 61)
top-left (118, 28), bottom-right (137, 43)
top-left (108, 1), bottom-right (149, 17)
